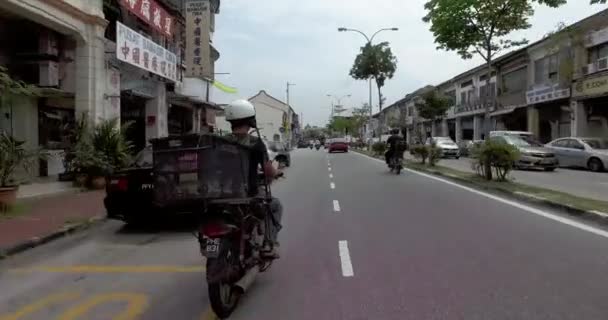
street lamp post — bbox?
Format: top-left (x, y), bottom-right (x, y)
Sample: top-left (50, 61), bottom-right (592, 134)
top-left (338, 27), bottom-right (398, 143)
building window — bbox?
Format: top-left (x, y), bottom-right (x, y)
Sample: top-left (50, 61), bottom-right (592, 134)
top-left (408, 107), bottom-right (413, 116)
top-left (502, 67), bottom-right (527, 93)
top-left (479, 71), bottom-right (497, 82)
top-left (460, 91), bottom-right (467, 104)
top-left (534, 54), bottom-right (559, 85)
top-left (461, 79), bottom-right (473, 88)
top-left (588, 43), bottom-right (608, 64)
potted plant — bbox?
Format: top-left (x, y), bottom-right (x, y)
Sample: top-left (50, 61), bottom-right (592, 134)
top-left (0, 133), bottom-right (41, 211)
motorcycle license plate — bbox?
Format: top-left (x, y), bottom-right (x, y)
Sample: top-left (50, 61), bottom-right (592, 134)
top-left (202, 238), bottom-right (221, 258)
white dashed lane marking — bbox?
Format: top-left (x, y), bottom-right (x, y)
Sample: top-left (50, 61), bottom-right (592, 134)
top-left (338, 241), bottom-right (354, 277)
top-left (333, 200), bottom-right (341, 212)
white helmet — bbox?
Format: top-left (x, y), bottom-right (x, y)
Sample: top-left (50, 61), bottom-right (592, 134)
top-left (225, 99), bottom-right (256, 121)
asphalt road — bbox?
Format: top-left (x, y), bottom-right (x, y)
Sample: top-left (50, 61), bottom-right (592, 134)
top-left (406, 154), bottom-right (608, 201)
top-left (2, 149), bottom-right (608, 319)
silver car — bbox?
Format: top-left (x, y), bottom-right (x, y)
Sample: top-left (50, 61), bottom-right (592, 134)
top-left (545, 137), bottom-right (608, 172)
top-left (491, 135), bottom-right (558, 171)
top-left (427, 137), bottom-right (460, 159)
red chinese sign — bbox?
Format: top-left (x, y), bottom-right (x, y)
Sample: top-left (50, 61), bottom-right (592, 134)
top-left (121, 0), bottom-right (174, 37)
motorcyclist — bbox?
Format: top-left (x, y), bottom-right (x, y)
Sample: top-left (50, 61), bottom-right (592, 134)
top-left (385, 128), bottom-right (405, 165)
top-left (224, 99), bottom-right (283, 259)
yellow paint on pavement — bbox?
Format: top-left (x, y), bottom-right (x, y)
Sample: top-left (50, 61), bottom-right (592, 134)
top-left (0, 292), bottom-right (79, 320)
top-left (200, 308), bottom-right (218, 320)
top-left (57, 293), bottom-right (148, 320)
top-left (10, 265), bottom-right (205, 274)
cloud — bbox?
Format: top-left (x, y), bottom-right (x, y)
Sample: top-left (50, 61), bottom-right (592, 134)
top-left (214, 0), bottom-right (605, 126)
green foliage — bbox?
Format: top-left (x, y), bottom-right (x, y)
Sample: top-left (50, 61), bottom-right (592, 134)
top-left (327, 117), bottom-right (356, 135)
top-left (93, 118), bottom-right (134, 170)
top-left (372, 142), bottom-right (387, 156)
top-left (415, 91), bottom-right (451, 121)
top-left (423, 0), bottom-right (565, 63)
top-left (427, 144), bottom-right (443, 167)
top-left (472, 139), bottom-right (520, 181)
top-left (71, 118), bottom-right (133, 177)
top-left (0, 132), bottom-right (42, 187)
top-left (0, 66), bottom-right (38, 97)
top-left (349, 42), bottom-right (397, 110)
top-left (410, 145), bottom-right (429, 164)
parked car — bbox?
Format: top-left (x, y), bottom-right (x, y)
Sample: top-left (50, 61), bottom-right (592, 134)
top-left (427, 137), bottom-right (460, 159)
top-left (545, 137), bottom-right (608, 172)
top-left (297, 140), bottom-right (309, 148)
top-left (104, 146), bottom-right (157, 223)
top-left (491, 135), bottom-right (558, 171)
top-left (457, 139), bottom-right (484, 157)
top-left (489, 131), bottom-right (534, 139)
top-left (328, 138), bottom-right (349, 153)
top-left (267, 141), bottom-right (291, 167)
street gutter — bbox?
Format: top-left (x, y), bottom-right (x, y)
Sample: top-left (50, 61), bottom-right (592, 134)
top-left (0, 216), bottom-right (105, 260)
top-left (352, 148), bottom-right (608, 226)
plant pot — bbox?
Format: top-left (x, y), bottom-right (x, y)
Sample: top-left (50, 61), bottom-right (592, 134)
top-left (0, 186), bottom-right (18, 212)
top-left (90, 176), bottom-right (106, 190)
top-left (74, 174), bottom-right (88, 187)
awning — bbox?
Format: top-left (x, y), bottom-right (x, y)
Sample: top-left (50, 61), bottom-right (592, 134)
top-left (490, 105), bottom-right (526, 117)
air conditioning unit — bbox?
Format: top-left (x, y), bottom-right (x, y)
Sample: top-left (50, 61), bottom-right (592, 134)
top-left (39, 30), bottom-right (59, 57)
top-left (581, 62), bottom-right (596, 75)
top-left (39, 61), bottom-right (59, 87)
top-left (597, 57), bottom-right (608, 71)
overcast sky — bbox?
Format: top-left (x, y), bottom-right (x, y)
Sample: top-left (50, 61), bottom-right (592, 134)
top-left (212, 1), bottom-right (605, 127)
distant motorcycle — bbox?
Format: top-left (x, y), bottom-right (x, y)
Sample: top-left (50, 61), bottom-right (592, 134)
top-left (315, 144), bottom-right (321, 150)
top-left (388, 156), bottom-right (403, 174)
top-left (309, 144), bottom-right (313, 149)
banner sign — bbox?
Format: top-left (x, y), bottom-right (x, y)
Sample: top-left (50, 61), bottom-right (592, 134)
top-left (185, 0), bottom-right (211, 77)
top-left (121, 0), bottom-right (174, 37)
top-left (116, 21), bottom-right (177, 82)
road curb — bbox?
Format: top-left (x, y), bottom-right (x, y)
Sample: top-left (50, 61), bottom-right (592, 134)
top-left (352, 149), bottom-right (608, 225)
top-left (0, 216), bottom-right (105, 260)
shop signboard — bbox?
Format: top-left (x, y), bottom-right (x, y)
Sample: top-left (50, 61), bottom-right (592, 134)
top-left (116, 21), bottom-right (177, 83)
top-left (120, 0), bottom-right (174, 37)
top-left (526, 84), bottom-right (570, 104)
top-left (572, 74), bottom-right (608, 98)
top-left (185, 0), bottom-right (211, 78)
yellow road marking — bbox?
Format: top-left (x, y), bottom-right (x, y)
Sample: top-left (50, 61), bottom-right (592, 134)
top-left (57, 292), bottom-right (148, 320)
top-left (200, 308), bottom-right (218, 320)
top-left (0, 292), bottom-right (79, 320)
top-left (10, 265), bottom-right (205, 274)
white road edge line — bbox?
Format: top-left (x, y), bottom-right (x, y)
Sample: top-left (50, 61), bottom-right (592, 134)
top-left (353, 151), bottom-right (608, 240)
top-left (329, 173), bottom-right (334, 178)
top-left (333, 200), bottom-right (341, 212)
top-left (328, 167), bottom-right (332, 172)
top-left (330, 182), bottom-right (336, 189)
top-left (338, 240), bottom-right (354, 277)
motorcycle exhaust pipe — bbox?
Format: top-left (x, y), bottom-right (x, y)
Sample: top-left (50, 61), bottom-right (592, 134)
top-left (234, 267), bottom-right (259, 294)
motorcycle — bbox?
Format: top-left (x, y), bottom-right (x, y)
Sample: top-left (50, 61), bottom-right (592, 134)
top-left (315, 144), bottom-right (321, 150)
top-left (388, 155), bottom-right (403, 175)
top-left (198, 171), bottom-right (284, 318)
top-left (199, 197), bottom-right (276, 318)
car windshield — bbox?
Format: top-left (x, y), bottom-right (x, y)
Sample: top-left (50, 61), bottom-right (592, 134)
top-left (501, 136), bottom-right (534, 147)
top-left (582, 139), bottom-right (608, 149)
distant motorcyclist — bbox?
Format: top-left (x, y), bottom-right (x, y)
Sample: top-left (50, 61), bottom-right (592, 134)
top-left (224, 99), bottom-right (283, 258)
top-left (385, 129), bottom-right (405, 165)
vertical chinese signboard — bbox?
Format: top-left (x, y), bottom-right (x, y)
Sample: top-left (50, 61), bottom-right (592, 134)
top-left (185, 0), bottom-right (211, 78)
top-left (116, 21), bottom-right (177, 82)
top-left (121, 0), bottom-right (174, 37)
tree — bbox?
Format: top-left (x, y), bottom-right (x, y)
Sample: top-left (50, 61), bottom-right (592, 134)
top-left (327, 117), bottom-right (356, 136)
top-left (422, 0), bottom-right (566, 136)
top-left (349, 42), bottom-right (397, 112)
top-left (415, 91), bottom-right (451, 137)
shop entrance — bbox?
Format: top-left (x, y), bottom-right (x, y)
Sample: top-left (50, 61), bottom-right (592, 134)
top-left (120, 93), bottom-right (146, 152)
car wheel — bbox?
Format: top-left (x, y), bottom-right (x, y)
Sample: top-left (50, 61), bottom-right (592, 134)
top-left (544, 167), bottom-right (556, 172)
top-left (588, 157), bottom-right (604, 172)
top-left (455, 156), bottom-right (460, 160)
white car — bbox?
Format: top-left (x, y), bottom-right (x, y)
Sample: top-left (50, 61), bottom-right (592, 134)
top-left (427, 137), bottom-right (460, 159)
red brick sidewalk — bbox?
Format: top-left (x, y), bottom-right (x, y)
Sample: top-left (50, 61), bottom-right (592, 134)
top-left (0, 190), bottom-right (105, 253)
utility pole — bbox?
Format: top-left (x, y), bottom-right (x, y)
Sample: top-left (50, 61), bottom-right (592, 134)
top-left (286, 82), bottom-right (295, 106)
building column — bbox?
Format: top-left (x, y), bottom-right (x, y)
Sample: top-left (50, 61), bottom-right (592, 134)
top-left (455, 117), bottom-right (462, 142)
top-left (473, 115), bottom-right (483, 140)
top-left (75, 25), bottom-right (106, 124)
top-left (570, 100), bottom-right (587, 137)
top-left (145, 82), bottom-right (168, 144)
top-left (441, 119), bottom-right (449, 137)
top-left (430, 121), bottom-right (437, 137)
top-left (527, 106), bottom-right (540, 139)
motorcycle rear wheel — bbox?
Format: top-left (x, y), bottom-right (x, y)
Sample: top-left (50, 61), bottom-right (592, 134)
top-left (207, 246), bottom-right (241, 318)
